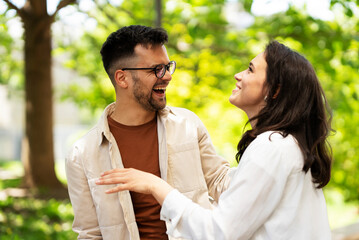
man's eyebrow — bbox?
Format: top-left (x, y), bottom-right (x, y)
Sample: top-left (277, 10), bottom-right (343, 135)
top-left (149, 61), bottom-right (170, 68)
top-left (149, 62), bottom-right (165, 68)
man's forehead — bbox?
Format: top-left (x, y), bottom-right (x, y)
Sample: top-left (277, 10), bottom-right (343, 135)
top-left (134, 44), bottom-right (166, 54)
top-left (134, 44), bottom-right (169, 65)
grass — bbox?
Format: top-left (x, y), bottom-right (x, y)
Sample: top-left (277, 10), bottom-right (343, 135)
top-left (0, 160), bottom-right (77, 239)
top-left (0, 197), bottom-right (75, 239)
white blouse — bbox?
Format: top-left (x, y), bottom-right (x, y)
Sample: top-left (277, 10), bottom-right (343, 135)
top-left (160, 131), bottom-right (331, 240)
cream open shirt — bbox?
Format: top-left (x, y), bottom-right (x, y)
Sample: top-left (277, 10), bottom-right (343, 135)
top-left (65, 103), bottom-right (231, 239)
top-left (161, 131), bottom-right (331, 240)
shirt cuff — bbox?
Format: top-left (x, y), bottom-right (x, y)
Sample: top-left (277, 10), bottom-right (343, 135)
top-left (160, 189), bottom-right (192, 223)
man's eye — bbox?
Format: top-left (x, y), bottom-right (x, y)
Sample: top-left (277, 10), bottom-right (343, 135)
top-left (155, 65), bottom-right (164, 71)
top-left (155, 65), bottom-right (164, 74)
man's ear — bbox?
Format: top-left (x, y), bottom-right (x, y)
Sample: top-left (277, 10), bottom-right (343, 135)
top-left (114, 70), bottom-right (128, 89)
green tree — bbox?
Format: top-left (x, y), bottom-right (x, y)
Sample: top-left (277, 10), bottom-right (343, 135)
top-left (0, 13), bottom-right (22, 89)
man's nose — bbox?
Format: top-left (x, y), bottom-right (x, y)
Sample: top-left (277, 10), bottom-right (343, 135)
top-left (162, 69), bottom-right (172, 81)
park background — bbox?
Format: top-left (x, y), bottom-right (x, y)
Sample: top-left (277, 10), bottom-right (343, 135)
top-left (0, 0), bottom-right (358, 239)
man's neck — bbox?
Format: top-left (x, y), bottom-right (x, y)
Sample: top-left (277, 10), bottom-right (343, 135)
top-left (111, 101), bottom-right (156, 126)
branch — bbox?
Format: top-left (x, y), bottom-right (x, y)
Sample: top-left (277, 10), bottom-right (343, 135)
top-left (29, 0), bottom-right (48, 15)
top-left (87, 0), bottom-right (128, 28)
top-left (3, 0), bottom-right (21, 13)
top-left (52, 0), bottom-right (77, 17)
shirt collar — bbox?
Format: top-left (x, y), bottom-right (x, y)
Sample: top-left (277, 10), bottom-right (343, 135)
top-left (98, 103), bottom-right (175, 146)
top-left (98, 103), bottom-right (116, 146)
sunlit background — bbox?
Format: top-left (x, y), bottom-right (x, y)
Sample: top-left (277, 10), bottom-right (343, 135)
top-left (0, 0), bottom-right (358, 239)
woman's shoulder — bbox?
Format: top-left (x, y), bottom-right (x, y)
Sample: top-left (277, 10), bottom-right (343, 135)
top-left (246, 131), bottom-right (304, 170)
top-left (255, 131), bottom-right (298, 148)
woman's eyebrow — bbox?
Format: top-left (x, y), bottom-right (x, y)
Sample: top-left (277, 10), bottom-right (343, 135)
top-left (249, 62), bottom-right (255, 70)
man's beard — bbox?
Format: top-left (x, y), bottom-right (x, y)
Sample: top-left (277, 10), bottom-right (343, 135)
top-left (131, 73), bottom-right (167, 112)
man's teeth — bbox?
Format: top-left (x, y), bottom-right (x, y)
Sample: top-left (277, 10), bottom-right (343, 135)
top-left (153, 87), bottom-right (166, 91)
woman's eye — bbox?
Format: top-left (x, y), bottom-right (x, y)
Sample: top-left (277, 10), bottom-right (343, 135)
top-left (248, 66), bottom-right (253, 73)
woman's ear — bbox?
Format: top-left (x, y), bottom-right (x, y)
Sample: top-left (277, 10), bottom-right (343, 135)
top-left (273, 85), bottom-right (280, 99)
top-left (114, 70), bottom-right (128, 89)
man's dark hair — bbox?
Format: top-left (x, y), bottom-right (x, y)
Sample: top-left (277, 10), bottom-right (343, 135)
top-left (100, 25), bottom-right (168, 84)
top-left (236, 40), bottom-right (333, 188)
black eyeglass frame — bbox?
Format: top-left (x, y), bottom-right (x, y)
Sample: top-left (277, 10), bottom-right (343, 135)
top-left (121, 61), bottom-right (176, 79)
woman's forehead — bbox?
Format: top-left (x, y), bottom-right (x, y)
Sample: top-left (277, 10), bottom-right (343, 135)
top-left (251, 52), bottom-right (267, 70)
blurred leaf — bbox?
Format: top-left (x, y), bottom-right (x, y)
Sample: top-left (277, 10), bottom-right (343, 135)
top-left (0, 14), bottom-right (23, 91)
top-left (243, 0), bottom-right (254, 12)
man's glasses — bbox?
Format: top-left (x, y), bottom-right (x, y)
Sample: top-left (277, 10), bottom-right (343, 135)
top-left (121, 61), bottom-right (176, 79)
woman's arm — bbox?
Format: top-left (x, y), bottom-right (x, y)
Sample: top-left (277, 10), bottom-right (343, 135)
top-left (95, 134), bottom-right (296, 239)
top-left (95, 168), bottom-right (174, 205)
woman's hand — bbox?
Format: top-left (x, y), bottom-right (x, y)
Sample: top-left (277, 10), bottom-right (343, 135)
top-left (95, 168), bottom-right (173, 205)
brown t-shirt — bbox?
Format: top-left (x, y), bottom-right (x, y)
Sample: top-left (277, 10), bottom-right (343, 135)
top-left (108, 115), bottom-right (168, 240)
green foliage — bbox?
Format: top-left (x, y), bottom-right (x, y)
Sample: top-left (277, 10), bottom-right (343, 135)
top-left (0, 14), bottom-right (23, 92)
top-left (330, 0), bottom-right (359, 17)
top-left (0, 178), bottom-right (21, 189)
top-left (60, 29), bottom-right (115, 112)
top-left (0, 197), bottom-right (76, 239)
top-left (242, 0), bottom-right (254, 12)
top-left (0, 161), bottom-right (76, 239)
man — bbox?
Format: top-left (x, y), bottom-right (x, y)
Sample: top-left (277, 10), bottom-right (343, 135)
top-left (66, 25), bottom-right (230, 240)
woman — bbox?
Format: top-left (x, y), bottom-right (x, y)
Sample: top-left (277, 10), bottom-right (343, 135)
top-left (96, 41), bottom-right (333, 239)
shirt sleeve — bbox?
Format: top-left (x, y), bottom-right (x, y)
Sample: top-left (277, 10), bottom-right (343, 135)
top-left (196, 116), bottom-right (232, 202)
top-left (161, 135), bottom-right (293, 240)
top-left (65, 146), bottom-right (103, 239)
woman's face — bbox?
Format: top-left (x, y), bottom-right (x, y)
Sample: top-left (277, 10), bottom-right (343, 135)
top-left (229, 52), bottom-right (268, 119)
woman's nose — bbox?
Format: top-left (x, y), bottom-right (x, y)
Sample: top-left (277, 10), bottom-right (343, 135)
top-left (234, 72), bottom-right (242, 81)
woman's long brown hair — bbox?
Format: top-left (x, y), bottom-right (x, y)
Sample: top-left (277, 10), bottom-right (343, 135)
top-left (236, 41), bottom-right (333, 188)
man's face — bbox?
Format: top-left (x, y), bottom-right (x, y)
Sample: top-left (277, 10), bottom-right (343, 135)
top-left (128, 44), bottom-right (172, 112)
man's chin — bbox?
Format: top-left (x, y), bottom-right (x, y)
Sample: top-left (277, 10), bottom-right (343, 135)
top-left (154, 103), bottom-right (166, 111)
top-left (151, 99), bottom-right (166, 111)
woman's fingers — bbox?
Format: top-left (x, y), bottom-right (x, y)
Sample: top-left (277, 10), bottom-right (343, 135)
top-left (95, 168), bottom-right (151, 194)
top-left (96, 168), bottom-right (134, 184)
top-left (94, 167), bottom-right (173, 204)
top-left (95, 176), bottom-right (122, 185)
top-left (101, 167), bottom-right (131, 177)
top-left (105, 184), bottom-right (128, 194)
top-left (95, 172), bottom-right (131, 194)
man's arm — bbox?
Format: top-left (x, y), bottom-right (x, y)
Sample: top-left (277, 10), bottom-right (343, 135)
top-left (66, 146), bottom-right (102, 239)
top-left (196, 117), bottom-right (232, 202)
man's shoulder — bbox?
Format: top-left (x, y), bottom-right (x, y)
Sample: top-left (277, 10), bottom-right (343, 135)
top-left (166, 106), bottom-right (199, 119)
top-left (72, 105), bottom-right (111, 149)
top-left (74, 125), bottom-right (99, 144)
top-left (70, 122), bottom-right (103, 155)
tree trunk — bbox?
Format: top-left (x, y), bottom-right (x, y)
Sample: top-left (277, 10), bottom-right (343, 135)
top-left (21, 8), bottom-right (63, 189)
top-left (155, 0), bottom-right (162, 28)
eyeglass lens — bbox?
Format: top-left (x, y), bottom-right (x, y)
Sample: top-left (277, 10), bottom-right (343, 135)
top-left (155, 61), bottom-right (176, 78)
